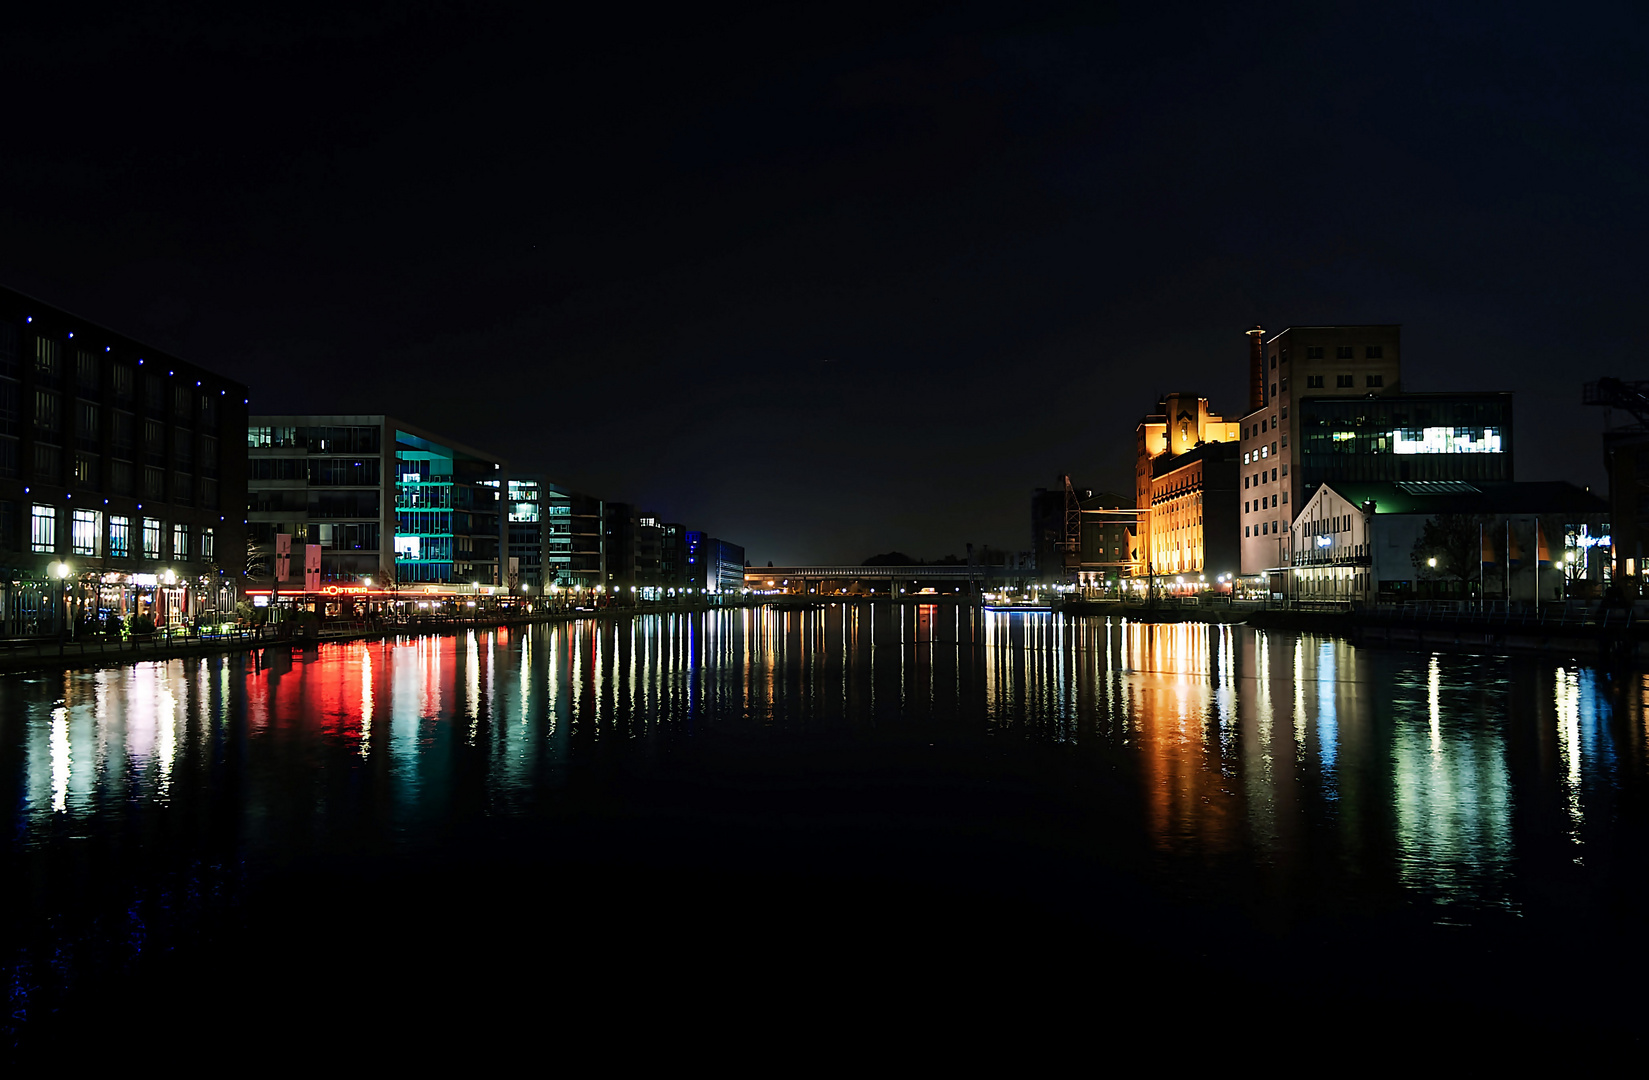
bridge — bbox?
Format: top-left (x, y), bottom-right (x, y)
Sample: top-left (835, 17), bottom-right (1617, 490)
top-left (745, 565), bottom-right (992, 596)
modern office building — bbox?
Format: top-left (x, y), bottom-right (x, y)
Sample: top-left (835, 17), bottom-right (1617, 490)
top-left (1285, 480), bottom-right (1607, 604)
top-left (660, 522), bottom-right (689, 588)
top-left (685, 531), bottom-right (745, 593)
top-left (0, 285), bottom-right (248, 636)
top-left (600, 503), bottom-right (665, 589)
top-left (247, 415), bottom-right (506, 588)
top-left (507, 475), bottom-right (552, 589)
top-left (558, 485), bottom-right (604, 587)
top-left (1238, 325), bottom-right (1514, 576)
top-left (1133, 393), bottom-right (1242, 582)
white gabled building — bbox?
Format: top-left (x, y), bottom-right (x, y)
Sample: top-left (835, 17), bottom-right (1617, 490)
top-left (1284, 480), bottom-right (1610, 605)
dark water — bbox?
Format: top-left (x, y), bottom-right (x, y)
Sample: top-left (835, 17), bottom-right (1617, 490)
top-left (4, 604), bottom-right (1647, 1056)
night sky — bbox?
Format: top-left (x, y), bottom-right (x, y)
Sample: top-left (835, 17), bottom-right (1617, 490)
top-left (2, 1), bottom-right (1644, 564)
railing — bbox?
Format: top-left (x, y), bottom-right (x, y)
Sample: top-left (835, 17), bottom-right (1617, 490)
top-left (1359, 599), bottom-right (1635, 630)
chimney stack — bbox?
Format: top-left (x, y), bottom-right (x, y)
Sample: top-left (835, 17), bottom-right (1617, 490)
top-left (1246, 325), bottom-right (1266, 413)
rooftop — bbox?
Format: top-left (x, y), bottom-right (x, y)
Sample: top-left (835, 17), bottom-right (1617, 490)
top-left (1312, 480), bottom-right (1606, 516)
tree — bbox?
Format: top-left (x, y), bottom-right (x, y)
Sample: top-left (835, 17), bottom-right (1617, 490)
top-left (1411, 514), bottom-right (1489, 588)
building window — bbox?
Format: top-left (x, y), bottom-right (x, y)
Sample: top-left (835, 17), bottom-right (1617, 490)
top-left (1366, 374), bottom-right (1383, 387)
top-left (1245, 526), bottom-right (1251, 537)
top-left (1336, 374), bottom-right (1354, 388)
top-left (1280, 378), bottom-right (1288, 392)
top-left (71, 508), bottom-right (101, 556)
top-left (201, 527), bottom-right (214, 562)
top-left (110, 459), bottom-right (134, 494)
top-left (142, 517), bottom-right (161, 559)
top-left (34, 338), bottom-right (61, 386)
top-left (74, 453), bottom-right (99, 490)
top-left (1307, 375), bottom-right (1324, 389)
top-left (77, 351), bottom-right (99, 397)
top-left (1336, 346), bottom-right (1354, 360)
top-left (1244, 476), bottom-right (1249, 488)
top-left (1366, 345), bottom-right (1383, 359)
top-left (1270, 355), bottom-right (1277, 370)
top-left (173, 384), bottom-right (192, 421)
top-left (172, 522), bottom-right (190, 560)
top-left (76, 401), bottom-right (99, 450)
top-left (145, 467), bottom-right (165, 499)
top-left (1261, 418), bottom-right (1268, 433)
top-left (34, 389), bottom-right (59, 433)
top-left (31, 504), bottom-right (56, 553)
top-left (112, 410), bottom-right (134, 457)
top-left (112, 364), bottom-right (133, 402)
top-left (110, 515), bottom-right (131, 558)
top-left (33, 443), bottom-right (61, 481)
top-left (1307, 346), bottom-right (1324, 359)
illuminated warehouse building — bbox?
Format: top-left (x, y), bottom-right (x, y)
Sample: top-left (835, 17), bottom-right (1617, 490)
top-left (247, 415), bottom-right (505, 588)
top-left (1237, 325), bottom-right (1513, 582)
top-left (1133, 392), bottom-right (1242, 581)
top-left (0, 285), bottom-right (247, 636)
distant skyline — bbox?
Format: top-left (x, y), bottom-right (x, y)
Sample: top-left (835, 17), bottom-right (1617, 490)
top-left (1, 1), bottom-right (1641, 563)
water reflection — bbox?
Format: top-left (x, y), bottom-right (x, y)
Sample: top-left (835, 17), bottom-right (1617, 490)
top-left (4, 608), bottom-right (1644, 914)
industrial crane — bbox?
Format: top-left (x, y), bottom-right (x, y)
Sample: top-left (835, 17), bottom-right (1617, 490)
top-left (1583, 378), bottom-right (1649, 427)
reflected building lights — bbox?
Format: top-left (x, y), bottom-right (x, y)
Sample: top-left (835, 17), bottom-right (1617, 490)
top-left (10, 613), bottom-right (1638, 918)
top-left (50, 705), bottom-right (70, 813)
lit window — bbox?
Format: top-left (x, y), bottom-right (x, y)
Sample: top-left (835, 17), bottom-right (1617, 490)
top-left (173, 523), bottom-right (190, 560)
top-left (71, 508), bottom-right (100, 556)
top-left (110, 515), bottom-right (131, 558)
top-left (30, 503), bottom-right (55, 553)
top-left (202, 527), bottom-right (214, 562)
top-left (142, 517), bottom-right (161, 559)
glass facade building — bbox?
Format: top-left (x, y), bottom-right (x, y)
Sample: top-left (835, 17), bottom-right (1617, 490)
top-left (248, 415), bottom-right (505, 588)
top-left (1295, 394), bottom-right (1512, 486)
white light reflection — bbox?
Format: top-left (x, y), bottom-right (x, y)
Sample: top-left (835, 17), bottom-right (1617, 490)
top-left (1555, 667), bottom-right (1584, 855)
top-left (50, 705), bottom-right (70, 812)
top-left (360, 644), bottom-right (374, 759)
top-left (1428, 655), bottom-right (1441, 754)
